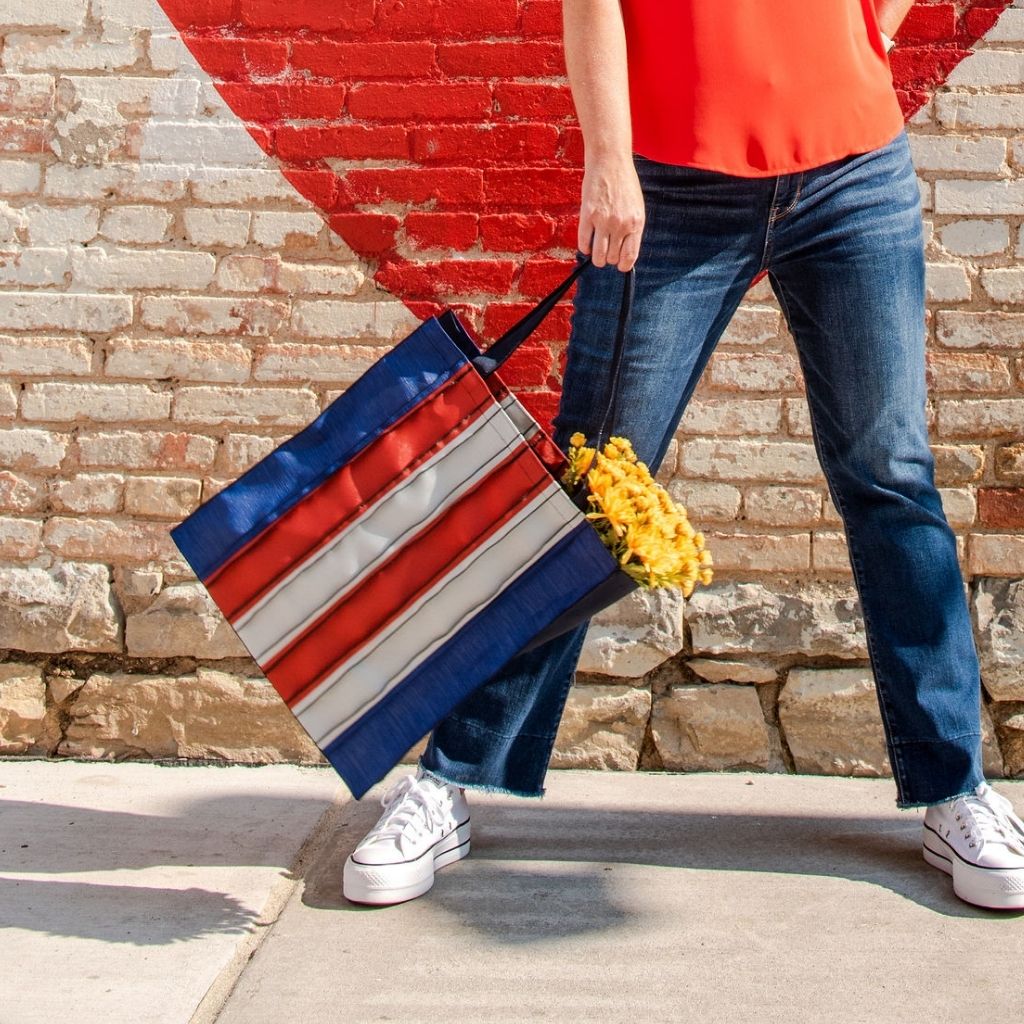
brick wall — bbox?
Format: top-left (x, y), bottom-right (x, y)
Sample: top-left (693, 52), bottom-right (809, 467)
top-left (1, 0), bottom-right (1023, 789)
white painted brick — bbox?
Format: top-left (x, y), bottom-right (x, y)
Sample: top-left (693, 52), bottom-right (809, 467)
top-left (22, 382), bottom-right (171, 423)
top-left (0, 382), bottom-right (17, 417)
top-left (937, 487), bottom-right (977, 528)
top-left (926, 262), bottom-right (973, 302)
top-left (939, 219), bottom-right (1010, 256)
top-left (214, 254), bottom-right (281, 293)
top-left (935, 92), bottom-right (1024, 130)
top-left (665, 479), bottom-right (742, 522)
top-left (251, 211), bottom-right (324, 248)
top-left (677, 398), bottom-right (782, 436)
top-left (944, 50), bottom-right (1024, 88)
top-left (936, 311), bottom-right (1024, 349)
top-left (139, 296), bottom-right (289, 337)
top-left (984, 8), bottom-right (1024, 40)
top-left (290, 300), bottom-right (378, 340)
top-left (69, 246), bottom-right (216, 290)
top-left (934, 179), bottom-right (1024, 216)
top-left (44, 162), bottom-right (186, 202)
top-left (0, 427), bottom-right (67, 470)
top-left (2, 33), bottom-right (142, 74)
top-left (99, 205), bottom-right (173, 244)
top-left (146, 34), bottom-right (189, 74)
top-left (220, 434), bottom-right (278, 476)
top-left (49, 473), bottom-right (123, 514)
top-left (936, 399), bottom-right (1024, 438)
top-left (0, 159), bottom-right (42, 194)
top-left (278, 260), bottom-right (365, 296)
top-left (678, 439), bottom-right (824, 483)
top-left (907, 135), bottom-right (1008, 174)
top-left (980, 268), bottom-right (1024, 304)
top-left (123, 475), bottom-right (202, 518)
top-left (252, 343), bottom-right (380, 383)
top-left (191, 170), bottom-right (306, 205)
top-left (742, 485), bottom-right (823, 527)
top-left (172, 386), bottom-right (319, 427)
top-left (708, 352), bottom-right (803, 392)
top-left (0, 201), bottom-right (27, 243)
top-left (0, 517), bottom-right (42, 559)
top-left (138, 122), bottom-right (266, 168)
top-left (701, 531), bottom-right (810, 573)
top-left (0, 248), bottom-right (69, 286)
top-left (0, 336), bottom-right (92, 376)
top-left (183, 208), bottom-right (252, 248)
top-left (105, 338), bottom-right (251, 383)
top-left (23, 203), bottom-right (100, 245)
top-left (0, 292), bottom-right (131, 332)
top-left (0, 470), bottom-right (46, 513)
top-left (60, 75), bottom-right (201, 121)
top-left (74, 430), bottom-right (217, 470)
top-left (0, 74), bottom-right (55, 114)
top-left (0, 0), bottom-right (88, 28)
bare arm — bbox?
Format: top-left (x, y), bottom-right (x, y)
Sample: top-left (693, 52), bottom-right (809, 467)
top-left (562, 0), bottom-right (645, 272)
top-left (874, 0), bottom-right (915, 38)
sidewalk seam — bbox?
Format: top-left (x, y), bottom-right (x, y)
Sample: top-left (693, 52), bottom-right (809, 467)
top-left (187, 783), bottom-right (352, 1024)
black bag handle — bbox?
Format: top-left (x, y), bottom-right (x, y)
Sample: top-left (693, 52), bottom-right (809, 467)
top-left (471, 251), bottom-right (635, 455)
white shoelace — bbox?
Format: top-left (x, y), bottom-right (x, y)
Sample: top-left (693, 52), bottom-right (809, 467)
top-left (368, 774), bottom-right (449, 846)
top-left (954, 786), bottom-right (1024, 854)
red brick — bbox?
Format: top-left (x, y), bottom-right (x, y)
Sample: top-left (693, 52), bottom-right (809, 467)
top-left (327, 212), bottom-right (401, 256)
top-left (436, 41), bottom-right (566, 78)
top-left (290, 40), bottom-right (437, 78)
top-left (238, 0), bottom-right (374, 32)
top-left (978, 488), bottom-right (1024, 529)
top-left (480, 213), bottom-right (557, 252)
top-left (405, 212), bottom-right (478, 251)
top-left (411, 124), bottom-right (559, 164)
top-left (347, 82), bottom-right (492, 121)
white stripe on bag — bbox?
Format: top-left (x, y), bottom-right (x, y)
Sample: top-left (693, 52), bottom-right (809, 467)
top-left (299, 480), bottom-right (581, 748)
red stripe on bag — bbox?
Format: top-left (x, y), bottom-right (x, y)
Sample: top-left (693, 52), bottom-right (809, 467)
top-left (268, 442), bottom-right (552, 707)
top-left (207, 361), bottom-right (491, 621)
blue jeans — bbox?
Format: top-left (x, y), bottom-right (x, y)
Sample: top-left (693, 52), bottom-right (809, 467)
top-left (419, 126), bottom-right (986, 810)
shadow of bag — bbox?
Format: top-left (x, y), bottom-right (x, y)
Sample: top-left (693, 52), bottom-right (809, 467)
top-left (170, 251), bottom-right (639, 799)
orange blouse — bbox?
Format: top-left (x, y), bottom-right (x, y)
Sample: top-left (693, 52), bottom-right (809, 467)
top-left (618, 0), bottom-right (906, 177)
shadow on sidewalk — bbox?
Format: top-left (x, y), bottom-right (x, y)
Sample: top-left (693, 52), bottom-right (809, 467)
top-left (301, 794), bottom-right (1024, 929)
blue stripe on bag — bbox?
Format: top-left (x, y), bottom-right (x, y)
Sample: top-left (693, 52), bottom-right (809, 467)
top-left (170, 318), bottom-right (467, 581)
top-left (321, 519), bottom-right (617, 799)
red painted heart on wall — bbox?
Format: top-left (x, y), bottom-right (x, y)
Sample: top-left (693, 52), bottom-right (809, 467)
top-left (154, 0), bottom-right (1011, 419)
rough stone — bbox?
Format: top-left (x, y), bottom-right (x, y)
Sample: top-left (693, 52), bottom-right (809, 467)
top-left (990, 702), bottom-right (1024, 777)
top-left (778, 667), bottom-right (891, 777)
top-left (550, 684), bottom-right (652, 771)
top-left (0, 662), bottom-right (59, 754)
top-left (578, 586), bottom-right (686, 678)
top-left (687, 581), bottom-right (867, 658)
top-left (650, 682), bottom-right (772, 771)
top-left (0, 561), bottom-right (122, 653)
top-left (60, 667), bottom-right (323, 762)
top-left (125, 581), bottom-right (250, 659)
top-left (973, 577), bottom-right (1024, 700)
top-left (686, 658), bottom-right (778, 684)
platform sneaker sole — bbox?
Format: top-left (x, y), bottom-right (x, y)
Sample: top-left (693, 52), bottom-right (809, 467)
top-left (923, 833), bottom-right (1024, 910)
top-left (343, 818), bottom-right (471, 906)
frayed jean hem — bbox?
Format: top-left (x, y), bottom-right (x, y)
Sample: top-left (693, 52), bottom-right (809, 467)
top-left (417, 758), bottom-right (546, 799)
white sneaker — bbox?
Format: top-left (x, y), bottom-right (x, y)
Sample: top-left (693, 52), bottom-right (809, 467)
top-left (343, 767), bottom-right (471, 906)
top-left (922, 780), bottom-right (1024, 910)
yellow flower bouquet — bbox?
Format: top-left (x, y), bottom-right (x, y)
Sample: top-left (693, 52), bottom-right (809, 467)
top-left (560, 431), bottom-right (713, 597)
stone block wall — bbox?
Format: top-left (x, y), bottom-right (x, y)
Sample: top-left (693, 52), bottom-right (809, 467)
top-left (2, 1), bottom-right (1024, 792)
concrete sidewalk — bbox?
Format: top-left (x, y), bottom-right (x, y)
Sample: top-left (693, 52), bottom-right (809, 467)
top-left (2, 762), bottom-right (1022, 1024)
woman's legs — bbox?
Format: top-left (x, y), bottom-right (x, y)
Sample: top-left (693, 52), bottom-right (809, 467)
top-left (420, 158), bottom-right (771, 796)
top-left (765, 128), bottom-right (985, 808)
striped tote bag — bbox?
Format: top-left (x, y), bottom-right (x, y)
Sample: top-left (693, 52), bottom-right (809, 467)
top-left (170, 252), bottom-right (638, 799)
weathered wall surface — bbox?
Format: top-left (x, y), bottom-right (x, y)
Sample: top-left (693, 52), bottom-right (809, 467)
top-left (1, 0), bottom-right (1023, 790)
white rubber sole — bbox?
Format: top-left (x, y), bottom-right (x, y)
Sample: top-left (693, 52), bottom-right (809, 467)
top-left (343, 818), bottom-right (471, 906)
top-left (922, 832), bottom-right (1024, 911)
